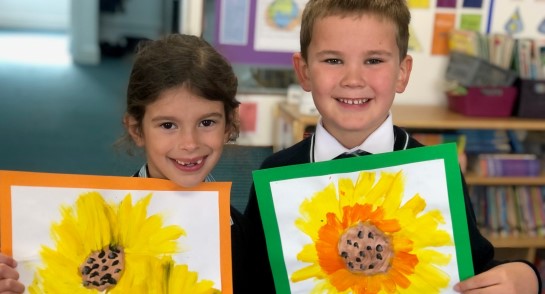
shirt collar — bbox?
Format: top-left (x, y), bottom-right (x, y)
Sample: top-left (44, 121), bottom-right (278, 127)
top-left (313, 112), bottom-right (394, 162)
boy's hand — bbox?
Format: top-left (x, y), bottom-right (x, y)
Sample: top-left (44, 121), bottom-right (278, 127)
top-left (453, 262), bottom-right (538, 293)
top-left (0, 254), bottom-right (24, 294)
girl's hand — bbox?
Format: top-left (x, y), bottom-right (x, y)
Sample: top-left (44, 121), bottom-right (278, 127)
top-left (454, 262), bottom-right (538, 294)
top-left (0, 254), bottom-right (24, 294)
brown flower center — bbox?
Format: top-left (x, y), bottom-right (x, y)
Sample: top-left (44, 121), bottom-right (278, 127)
top-left (80, 245), bottom-right (125, 291)
top-left (338, 222), bottom-right (392, 275)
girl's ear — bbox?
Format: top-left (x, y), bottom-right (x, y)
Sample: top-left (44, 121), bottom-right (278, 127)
top-left (293, 52), bottom-right (312, 92)
top-left (124, 114), bottom-right (145, 147)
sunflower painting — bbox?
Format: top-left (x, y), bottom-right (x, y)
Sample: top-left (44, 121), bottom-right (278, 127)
top-left (0, 171), bottom-right (232, 293)
top-left (253, 143), bottom-right (473, 293)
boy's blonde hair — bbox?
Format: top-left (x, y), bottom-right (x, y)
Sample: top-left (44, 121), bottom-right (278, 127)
top-left (299, 0), bottom-right (411, 61)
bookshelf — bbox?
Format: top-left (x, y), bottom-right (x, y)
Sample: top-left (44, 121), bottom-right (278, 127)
top-left (275, 102), bottom-right (545, 261)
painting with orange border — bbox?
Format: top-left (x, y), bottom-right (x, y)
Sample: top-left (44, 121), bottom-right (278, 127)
top-left (253, 143), bottom-right (474, 293)
top-left (0, 171), bottom-right (232, 293)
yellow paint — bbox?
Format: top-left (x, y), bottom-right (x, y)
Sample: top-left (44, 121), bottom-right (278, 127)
top-left (292, 171), bottom-right (453, 293)
top-left (28, 192), bottom-right (217, 293)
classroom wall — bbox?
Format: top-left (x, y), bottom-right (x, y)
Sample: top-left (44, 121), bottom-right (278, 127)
top-left (397, 1), bottom-right (545, 106)
top-left (225, 1), bottom-right (545, 147)
top-left (0, 0), bottom-right (69, 30)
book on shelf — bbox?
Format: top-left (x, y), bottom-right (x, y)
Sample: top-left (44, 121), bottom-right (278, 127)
top-left (459, 129), bottom-right (512, 154)
top-left (470, 186), bottom-right (545, 238)
top-left (488, 33), bottom-right (516, 70)
top-left (474, 153), bottom-right (542, 177)
top-left (532, 187), bottom-right (545, 237)
top-left (517, 186), bottom-right (537, 237)
top-left (448, 29), bottom-right (481, 56)
top-left (536, 39), bottom-right (545, 80)
top-left (486, 187), bottom-right (500, 237)
top-left (506, 186), bottom-right (521, 237)
top-left (514, 38), bottom-right (545, 80)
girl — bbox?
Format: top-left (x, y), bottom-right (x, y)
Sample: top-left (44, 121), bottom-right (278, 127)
top-left (0, 33), bottom-right (251, 293)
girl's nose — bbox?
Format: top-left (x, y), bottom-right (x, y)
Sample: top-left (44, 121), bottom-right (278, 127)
top-left (177, 130), bottom-right (198, 151)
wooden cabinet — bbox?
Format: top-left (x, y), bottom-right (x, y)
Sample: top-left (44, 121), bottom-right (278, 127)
top-left (275, 102), bottom-right (545, 261)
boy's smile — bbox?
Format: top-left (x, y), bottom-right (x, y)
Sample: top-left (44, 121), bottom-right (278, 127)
top-left (128, 85), bottom-right (228, 187)
top-left (293, 14), bottom-right (412, 148)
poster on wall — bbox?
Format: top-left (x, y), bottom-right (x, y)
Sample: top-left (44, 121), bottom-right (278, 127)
top-left (253, 143), bottom-right (474, 293)
top-left (253, 0), bottom-right (307, 52)
top-left (0, 171), bottom-right (232, 293)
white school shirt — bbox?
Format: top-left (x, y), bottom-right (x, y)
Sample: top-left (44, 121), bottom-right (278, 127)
top-left (312, 113), bottom-right (395, 163)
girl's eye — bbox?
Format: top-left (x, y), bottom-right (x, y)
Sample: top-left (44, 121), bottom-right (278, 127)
top-left (160, 122), bottom-right (175, 129)
top-left (324, 58), bottom-right (342, 64)
top-left (200, 119), bottom-right (216, 127)
top-left (366, 58), bottom-right (383, 65)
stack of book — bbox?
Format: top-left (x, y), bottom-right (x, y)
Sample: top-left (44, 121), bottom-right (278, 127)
top-left (470, 186), bottom-right (545, 238)
top-left (448, 29), bottom-right (545, 80)
top-left (474, 153), bottom-right (541, 177)
top-left (459, 129), bottom-right (512, 155)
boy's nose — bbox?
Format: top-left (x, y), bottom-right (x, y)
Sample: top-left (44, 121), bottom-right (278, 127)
top-left (341, 66), bottom-right (365, 87)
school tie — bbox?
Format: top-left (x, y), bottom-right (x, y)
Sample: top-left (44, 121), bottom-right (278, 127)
top-left (333, 149), bottom-right (371, 160)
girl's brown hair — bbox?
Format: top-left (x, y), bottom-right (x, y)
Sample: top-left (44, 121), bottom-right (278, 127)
top-left (124, 34), bottom-right (240, 148)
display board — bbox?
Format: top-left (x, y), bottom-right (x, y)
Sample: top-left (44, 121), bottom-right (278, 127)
top-left (211, 0), bottom-right (545, 105)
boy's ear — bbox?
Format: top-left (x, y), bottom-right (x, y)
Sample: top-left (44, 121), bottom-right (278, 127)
top-left (124, 114), bottom-right (145, 147)
top-left (395, 54), bottom-right (413, 93)
top-left (293, 52), bottom-right (312, 92)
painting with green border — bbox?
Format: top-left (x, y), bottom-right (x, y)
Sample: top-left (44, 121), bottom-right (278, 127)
top-left (253, 143), bottom-right (473, 293)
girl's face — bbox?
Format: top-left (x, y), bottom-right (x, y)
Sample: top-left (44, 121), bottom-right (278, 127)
top-left (293, 14), bottom-right (412, 148)
top-left (127, 86), bottom-right (229, 187)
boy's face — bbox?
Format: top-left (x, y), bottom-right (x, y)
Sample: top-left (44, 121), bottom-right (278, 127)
top-left (294, 14), bottom-right (412, 148)
top-left (126, 86), bottom-right (228, 187)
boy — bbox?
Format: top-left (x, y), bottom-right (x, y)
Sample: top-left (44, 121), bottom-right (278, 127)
top-left (245, 0), bottom-right (541, 293)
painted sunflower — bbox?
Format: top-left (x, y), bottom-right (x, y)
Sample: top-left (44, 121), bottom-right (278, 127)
top-left (27, 191), bottom-right (217, 293)
top-left (160, 256), bottom-right (220, 294)
top-left (292, 171), bottom-right (453, 293)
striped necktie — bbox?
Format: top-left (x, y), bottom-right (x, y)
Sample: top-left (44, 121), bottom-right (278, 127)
top-left (333, 150), bottom-right (371, 160)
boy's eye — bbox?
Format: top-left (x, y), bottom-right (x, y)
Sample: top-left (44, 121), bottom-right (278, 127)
top-left (160, 122), bottom-right (176, 129)
top-left (366, 58), bottom-right (383, 65)
top-left (324, 58), bottom-right (342, 64)
top-left (200, 119), bottom-right (216, 127)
